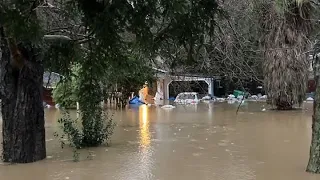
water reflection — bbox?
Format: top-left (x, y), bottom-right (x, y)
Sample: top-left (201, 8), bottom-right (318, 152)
top-left (139, 105), bottom-right (151, 148)
top-left (44, 109), bottom-right (60, 127)
top-left (136, 105), bottom-right (154, 179)
top-left (1, 102), bottom-right (319, 180)
top-left (208, 103), bottom-right (213, 120)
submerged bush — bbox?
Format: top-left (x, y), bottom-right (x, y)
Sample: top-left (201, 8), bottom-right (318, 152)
top-left (52, 65), bottom-right (81, 109)
top-left (55, 61), bottom-right (116, 161)
top-left (57, 110), bottom-right (115, 148)
top-left (55, 109), bottom-right (115, 161)
top-left (52, 80), bottom-right (78, 108)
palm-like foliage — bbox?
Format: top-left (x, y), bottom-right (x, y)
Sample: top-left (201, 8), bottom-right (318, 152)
top-left (260, 0), bottom-right (311, 110)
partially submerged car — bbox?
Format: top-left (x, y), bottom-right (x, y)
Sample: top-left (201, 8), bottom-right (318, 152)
top-left (174, 92), bottom-right (200, 104)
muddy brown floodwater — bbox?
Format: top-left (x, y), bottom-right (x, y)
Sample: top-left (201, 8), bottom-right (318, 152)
top-left (0, 102), bottom-right (319, 180)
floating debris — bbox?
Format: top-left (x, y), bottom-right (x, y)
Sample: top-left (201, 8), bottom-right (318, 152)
top-left (216, 98), bottom-right (225, 102)
top-left (161, 105), bottom-right (176, 109)
top-left (220, 139), bottom-right (230, 143)
top-left (192, 153), bottom-right (201, 157)
top-left (307, 97), bottom-right (314, 101)
top-left (260, 95), bottom-right (267, 99)
top-left (237, 95), bottom-right (244, 100)
top-left (218, 143), bottom-right (227, 146)
top-left (228, 94), bottom-right (236, 99)
top-left (55, 104), bottom-right (60, 109)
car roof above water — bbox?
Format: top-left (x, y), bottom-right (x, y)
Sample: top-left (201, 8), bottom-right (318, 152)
top-left (177, 92), bottom-right (198, 95)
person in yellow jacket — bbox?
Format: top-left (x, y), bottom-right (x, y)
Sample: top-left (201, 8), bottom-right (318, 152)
top-left (139, 81), bottom-right (149, 104)
top-left (142, 82), bottom-right (149, 102)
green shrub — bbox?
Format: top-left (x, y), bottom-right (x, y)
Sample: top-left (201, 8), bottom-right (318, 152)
top-left (52, 65), bottom-right (80, 108)
top-left (52, 80), bottom-right (78, 108)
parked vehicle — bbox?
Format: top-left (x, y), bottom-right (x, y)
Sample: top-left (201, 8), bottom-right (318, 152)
top-left (174, 92), bottom-right (200, 104)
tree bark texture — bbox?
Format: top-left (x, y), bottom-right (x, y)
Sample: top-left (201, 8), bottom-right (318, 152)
top-left (307, 55), bottom-right (320, 173)
top-left (0, 28), bottom-right (46, 163)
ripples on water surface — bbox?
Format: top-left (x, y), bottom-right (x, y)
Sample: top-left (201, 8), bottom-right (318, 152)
top-left (0, 102), bottom-right (319, 180)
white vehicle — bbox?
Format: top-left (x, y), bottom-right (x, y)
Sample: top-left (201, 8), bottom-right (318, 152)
top-left (174, 92), bottom-right (200, 104)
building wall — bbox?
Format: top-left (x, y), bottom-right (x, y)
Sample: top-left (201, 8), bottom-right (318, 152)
top-left (307, 80), bottom-right (316, 93)
top-left (43, 87), bottom-right (55, 106)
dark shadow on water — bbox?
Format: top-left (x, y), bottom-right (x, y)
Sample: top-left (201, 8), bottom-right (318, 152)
top-left (268, 107), bottom-right (304, 111)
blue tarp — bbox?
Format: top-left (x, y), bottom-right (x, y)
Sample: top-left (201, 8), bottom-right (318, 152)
top-left (129, 96), bottom-right (144, 105)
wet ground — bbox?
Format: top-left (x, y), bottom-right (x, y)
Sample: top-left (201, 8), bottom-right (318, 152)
top-left (0, 101), bottom-right (319, 180)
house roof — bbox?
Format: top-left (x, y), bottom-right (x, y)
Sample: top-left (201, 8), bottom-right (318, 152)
top-left (151, 55), bottom-right (219, 79)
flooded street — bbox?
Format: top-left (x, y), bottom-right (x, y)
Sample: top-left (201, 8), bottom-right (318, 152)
top-left (0, 102), bottom-right (319, 180)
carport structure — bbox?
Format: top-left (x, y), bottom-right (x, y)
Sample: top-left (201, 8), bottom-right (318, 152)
top-left (153, 68), bottom-right (217, 100)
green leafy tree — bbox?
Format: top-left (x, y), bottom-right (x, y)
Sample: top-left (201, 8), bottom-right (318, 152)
top-left (0, 0), bottom-right (221, 163)
top-left (103, 50), bottom-right (155, 106)
top-left (52, 65), bottom-right (80, 108)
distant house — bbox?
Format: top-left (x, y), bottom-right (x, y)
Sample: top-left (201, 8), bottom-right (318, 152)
top-left (42, 56), bottom-right (220, 105)
top-left (43, 72), bottom-right (62, 105)
top-left (152, 56), bottom-right (220, 100)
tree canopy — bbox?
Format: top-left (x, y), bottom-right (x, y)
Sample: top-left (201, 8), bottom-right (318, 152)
top-left (0, 0), bottom-right (226, 162)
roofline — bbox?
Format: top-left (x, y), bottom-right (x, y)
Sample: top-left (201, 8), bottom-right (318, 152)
top-left (171, 73), bottom-right (220, 79)
top-left (152, 67), bottom-right (168, 73)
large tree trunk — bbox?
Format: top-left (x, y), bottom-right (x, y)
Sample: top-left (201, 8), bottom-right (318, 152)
top-left (307, 55), bottom-right (320, 173)
top-left (0, 29), bottom-right (46, 163)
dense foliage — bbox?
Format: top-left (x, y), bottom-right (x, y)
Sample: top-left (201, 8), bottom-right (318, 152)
top-left (1, 0), bottom-right (223, 155)
top-left (52, 65), bottom-right (80, 108)
top-left (258, 0), bottom-right (312, 110)
top-left (57, 0), bottom-right (222, 148)
top-left (2, 0), bottom-right (320, 168)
